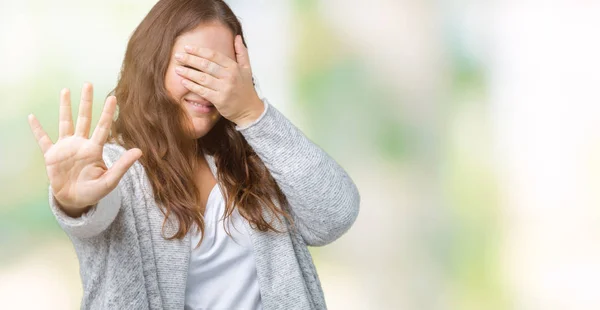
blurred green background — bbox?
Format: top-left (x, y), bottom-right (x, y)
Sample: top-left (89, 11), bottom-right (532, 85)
top-left (2, 1), bottom-right (600, 309)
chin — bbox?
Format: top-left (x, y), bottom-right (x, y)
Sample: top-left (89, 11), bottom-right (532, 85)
top-left (188, 116), bottom-right (220, 139)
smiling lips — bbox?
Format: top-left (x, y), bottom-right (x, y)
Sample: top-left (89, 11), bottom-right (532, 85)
top-left (185, 98), bottom-right (215, 114)
top-left (185, 98), bottom-right (213, 107)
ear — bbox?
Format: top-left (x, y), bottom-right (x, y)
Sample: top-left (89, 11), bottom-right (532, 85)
top-left (234, 35), bottom-right (250, 69)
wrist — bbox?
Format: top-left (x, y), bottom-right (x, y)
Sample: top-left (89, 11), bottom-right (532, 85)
top-left (55, 196), bottom-right (95, 218)
top-left (234, 97), bottom-right (265, 127)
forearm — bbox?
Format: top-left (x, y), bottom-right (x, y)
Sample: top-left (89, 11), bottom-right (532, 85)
top-left (236, 99), bottom-right (360, 245)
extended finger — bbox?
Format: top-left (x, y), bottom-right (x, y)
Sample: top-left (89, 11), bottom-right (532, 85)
top-left (28, 114), bottom-right (53, 154)
top-left (175, 52), bottom-right (226, 79)
top-left (59, 88), bottom-right (74, 139)
top-left (234, 35), bottom-right (251, 70)
top-left (75, 83), bottom-right (94, 138)
top-left (91, 96), bottom-right (117, 146)
top-left (181, 79), bottom-right (218, 103)
top-left (101, 148), bottom-right (143, 189)
top-left (183, 45), bottom-right (236, 68)
top-left (175, 66), bottom-right (221, 91)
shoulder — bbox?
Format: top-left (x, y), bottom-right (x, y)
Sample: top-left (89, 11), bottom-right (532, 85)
top-left (101, 142), bottom-right (146, 185)
top-left (102, 142), bottom-right (127, 162)
top-left (101, 142), bottom-right (154, 197)
top-left (101, 143), bottom-right (139, 170)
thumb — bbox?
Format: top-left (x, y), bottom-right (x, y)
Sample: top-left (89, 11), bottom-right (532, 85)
top-left (234, 35), bottom-right (250, 69)
top-left (102, 148), bottom-right (143, 189)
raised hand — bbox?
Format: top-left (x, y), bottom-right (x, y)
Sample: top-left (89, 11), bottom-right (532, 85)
top-left (28, 83), bottom-right (142, 218)
top-left (173, 35), bottom-right (264, 127)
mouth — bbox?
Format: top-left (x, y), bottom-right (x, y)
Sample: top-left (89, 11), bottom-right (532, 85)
top-left (184, 98), bottom-right (215, 114)
top-left (184, 98), bottom-right (213, 107)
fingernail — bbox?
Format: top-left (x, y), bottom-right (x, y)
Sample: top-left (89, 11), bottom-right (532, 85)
top-left (175, 52), bottom-right (184, 60)
top-left (175, 66), bottom-right (184, 73)
top-left (184, 45), bottom-right (193, 52)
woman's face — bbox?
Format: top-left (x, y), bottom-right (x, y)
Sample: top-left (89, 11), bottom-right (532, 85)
top-left (165, 21), bottom-right (236, 139)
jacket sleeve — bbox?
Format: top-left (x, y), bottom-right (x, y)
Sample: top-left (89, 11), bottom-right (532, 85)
top-left (47, 144), bottom-right (126, 239)
top-left (235, 98), bottom-right (360, 246)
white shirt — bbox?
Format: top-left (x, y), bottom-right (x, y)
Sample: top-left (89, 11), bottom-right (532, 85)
top-left (184, 184), bottom-right (263, 310)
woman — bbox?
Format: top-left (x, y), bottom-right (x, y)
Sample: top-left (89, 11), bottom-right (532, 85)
top-left (27, 0), bottom-right (360, 309)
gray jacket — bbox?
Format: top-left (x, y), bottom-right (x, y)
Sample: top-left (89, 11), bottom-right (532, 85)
top-left (48, 99), bottom-right (360, 309)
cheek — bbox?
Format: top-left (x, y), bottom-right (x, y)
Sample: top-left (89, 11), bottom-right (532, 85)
top-left (165, 69), bottom-right (187, 98)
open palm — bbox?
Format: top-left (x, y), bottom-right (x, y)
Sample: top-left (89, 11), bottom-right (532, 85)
top-left (28, 83), bottom-right (142, 215)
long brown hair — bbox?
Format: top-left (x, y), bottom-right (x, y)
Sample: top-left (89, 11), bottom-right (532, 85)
top-left (109, 0), bottom-right (292, 245)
